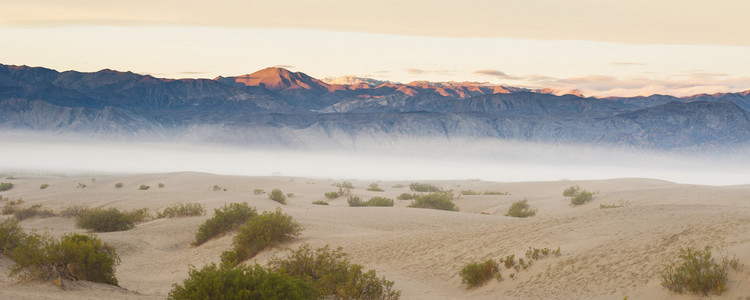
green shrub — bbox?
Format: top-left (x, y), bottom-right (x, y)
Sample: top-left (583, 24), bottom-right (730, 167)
top-left (333, 181), bottom-right (354, 189)
top-left (409, 182), bottom-right (441, 192)
top-left (570, 190), bottom-right (593, 206)
top-left (75, 208), bottom-right (135, 232)
top-left (347, 196), bottom-right (365, 207)
top-left (365, 197), bottom-right (394, 207)
top-left (115, 182), bottom-right (124, 189)
top-left (193, 202), bottom-right (257, 246)
top-left (0, 217), bottom-right (25, 255)
top-left (324, 191), bottom-right (340, 200)
top-left (125, 208), bottom-right (153, 223)
top-left (158, 203), bottom-right (206, 218)
top-left (10, 233), bottom-right (119, 285)
top-left (367, 183), bottom-right (384, 192)
top-left (2, 202), bottom-right (19, 215)
top-left (253, 189), bottom-right (265, 195)
top-left (407, 191), bottom-right (458, 211)
top-left (77, 182), bottom-right (87, 189)
top-left (483, 191), bottom-right (510, 195)
top-left (460, 259), bottom-right (499, 288)
top-left (562, 185), bottom-right (580, 197)
top-left (169, 263), bottom-right (317, 300)
top-left (505, 199), bottom-right (537, 218)
top-left (138, 184), bottom-right (150, 190)
top-left (13, 204), bottom-right (57, 220)
top-left (60, 205), bottom-right (88, 218)
top-left (212, 185), bottom-right (227, 192)
top-left (39, 184), bottom-right (49, 190)
top-left (600, 199), bottom-right (628, 209)
top-left (0, 182), bottom-right (13, 192)
top-left (397, 193), bottom-right (418, 200)
top-left (460, 190), bottom-right (480, 196)
top-left (660, 246), bottom-right (731, 295)
top-left (158, 183), bottom-right (165, 188)
top-left (269, 189), bottom-right (287, 204)
top-left (312, 201), bottom-right (329, 206)
top-left (269, 244), bottom-right (401, 300)
top-left (220, 208), bottom-right (302, 266)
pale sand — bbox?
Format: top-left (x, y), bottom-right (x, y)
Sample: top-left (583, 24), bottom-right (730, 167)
top-left (1, 172), bottom-right (749, 299)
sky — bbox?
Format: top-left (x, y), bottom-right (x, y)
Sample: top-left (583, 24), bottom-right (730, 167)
top-left (2, 0), bottom-right (750, 97)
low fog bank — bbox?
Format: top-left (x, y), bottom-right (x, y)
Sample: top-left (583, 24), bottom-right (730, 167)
top-left (1, 134), bottom-right (748, 186)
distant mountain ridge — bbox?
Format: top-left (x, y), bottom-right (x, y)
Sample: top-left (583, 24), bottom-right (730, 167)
top-left (2, 63), bottom-right (750, 151)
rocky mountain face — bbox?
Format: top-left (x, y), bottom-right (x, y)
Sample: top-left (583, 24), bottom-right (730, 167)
top-left (1, 63), bottom-right (750, 151)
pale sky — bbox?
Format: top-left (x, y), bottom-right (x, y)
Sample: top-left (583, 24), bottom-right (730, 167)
top-left (2, 0), bottom-right (750, 97)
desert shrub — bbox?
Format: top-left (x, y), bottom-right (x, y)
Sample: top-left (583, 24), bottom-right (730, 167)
top-left (460, 190), bottom-right (480, 196)
top-left (158, 183), bottom-right (165, 188)
top-left (157, 203), bottom-right (206, 218)
top-left (347, 196), bottom-right (365, 207)
top-left (525, 247), bottom-right (561, 260)
top-left (10, 232), bottom-right (119, 285)
top-left (460, 259), bottom-right (499, 288)
top-left (333, 181), bottom-right (354, 189)
top-left (483, 191), bottom-right (510, 195)
top-left (125, 208), bottom-right (153, 223)
top-left (391, 184), bottom-right (405, 188)
top-left (397, 193), bottom-right (418, 200)
top-left (367, 183), bottom-right (384, 192)
top-left (570, 190), bottom-right (593, 205)
top-left (269, 244), bottom-right (400, 300)
top-left (138, 184), bottom-right (150, 190)
top-left (0, 182), bottom-right (14, 192)
top-left (77, 182), bottom-right (87, 189)
top-left (193, 202), bottom-right (257, 246)
top-left (409, 182), bottom-right (441, 192)
top-left (212, 185), bottom-right (227, 192)
top-left (75, 208), bottom-right (135, 232)
top-left (407, 191), bottom-right (458, 211)
top-left (2, 202), bottom-right (19, 215)
top-left (660, 246), bottom-right (733, 295)
top-left (220, 208), bottom-right (302, 266)
top-left (253, 188), bottom-right (265, 195)
top-left (0, 217), bottom-right (25, 255)
top-left (269, 189), bottom-right (287, 204)
top-left (324, 191), bottom-right (340, 200)
top-left (501, 254), bottom-right (516, 269)
top-left (365, 197), bottom-right (394, 207)
top-left (13, 204), bottom-right (57, 220)
top-left (505, 199), bottom-right (537, 218)
top-left (312, 201), bottom-right (329, 206)
top-left (114, 182), bottom-right (123, 189)
top-left (60, 205), bottom-right (88, 218)
top-left (287, 193), bottom-right (295, 198)
top-left (39, 184), bottom-right (49, 190)
top-left (562, 185), bottom-right (580, 197)
top-left (169, 263), bottom-right (317, 300)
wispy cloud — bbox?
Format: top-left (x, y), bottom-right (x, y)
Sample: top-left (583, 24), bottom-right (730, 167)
top-left (473, 69), bottom-right (520, 80)
top-left (406, 68), bottom-right (456, 76)
top-left (273, 64), bottom-right (295, 69)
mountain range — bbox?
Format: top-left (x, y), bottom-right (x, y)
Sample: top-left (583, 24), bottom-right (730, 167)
top-left (2, 63), bottom-right (750, 152)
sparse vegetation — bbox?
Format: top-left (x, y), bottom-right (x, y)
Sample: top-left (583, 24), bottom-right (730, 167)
top-left (483, 191), bottom-right (510, 195)
top-left (397, 193), bottom-right (418, 200)
top-left (269, 244), bottom-right (401, 300)
top-left (0, 217), bottom-right (24, 255)
top-left (212, 185), bottom-right (227, 192)
top-left (460, 190), bottom-right (481, 195)
top-left (563, 185), bottom-right (594, 206)
top-left (75, 208), bottom-right (135, 232)
top-left (460, 259), bottom-right (500, 288)
top-left (138, 184), bottom-right (150, 190)
top-left (158, 183), bottom-right (165, 188)
top-left (253, 189), bottom-right (265, 195)
top-left (286, 193), bottom-right (295, 198)
top-left (391, 184), bottom-right (405, 188)
top-left (409, 182), bottom-right (441, 193)
top-left (60, 205), bottom-right (88, 218)
top-left (220, 208), bottom-right (302, 266)
top-left (347, 196), bottom-right (364, 207)
top-left (193, 202), bottom-right (257, 246)
top-left (505, 199), bottom-right (537, 218)
top-left (367, 183), bottom-right (384, 192)
top-left (333, 181), bottom-right (354, 189)
top-left (324, 191), bottom-right (340, 200)
top-left (312, 200), bottom-right (329, 205)
top-left (13, 204), bottom-right (57, 220)
top-left (76, 182), bottom-right (87, 189)
top-left (661, 246), bottom-right (742, 295)
top-left (125, 208), bottom-right (153, 223)
top-left (348, 196), bottom-right (394, 207)
top-left (600, 199), bottom-right (629, 209)
top-left (114, 182), bottom-right (123, 189)
top-left (39, 183), bottom-right (49, 190)
top-left (563, 185), bottom-right (580, 197)
top-left (157, 203), bottom-right (206, 218)
top-left (407, 191), bottom-right (458, 211)
top-left (269, 189), bottom-right (287, 204)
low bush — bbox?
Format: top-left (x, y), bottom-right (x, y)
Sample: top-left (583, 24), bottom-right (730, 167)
top-left (570, 190), bottom-right (593, 205)
top-left (397, 193), bottom-right (418, 200)
top-left (312, 200), bottom-right (329, 205)
top-left (138, 184), bottom-right (150, 190)
top-left (77, 182), bottom-right (87, 189)
top-left (286, 193), bottom-right (295, 198)
top-left (409, 182), bottom-right (441, 193)
top-left (158, 183), bottom-right (165, 188)
top-left (193, 202), bottom-right (257, 246)
top-left (157, 203), bottom-right (206, 218)
top-left (125, 208), bottom-right (154, 223)
top-left (600, 200), bottom-right (629, 209)
top-left (365, 197), bottom-right (394, 207)
top-left (253, 188), bottom-right (265, 195)
top-left (39, 183), bottom-right (49, 190)
top-left (60, 205), bottom-right (88, 218)
top-left (324, 191), bottom-right (340, 200)
top-left (10, 232), bottom-right (120, 285)
top-left (0, 182), bottom-right (13, 192)
top-left (367, 183), bottom-right (384, 192)
top-left (75, 208), bottom-right (135, 232)
top-left (505, 199), bottom-right (537, 218)
top-left (333, 181), bottom-right (354, 189)
top-left (114, 182), bottom-right (123, 189)
top-left (0, 217), bottom-right (25, 255)
top-left (407, 191), bottom-right (458, 211)
top-left (2, 202), bottom-right (19, 215)
top-left (562, 185), bottom-right (580, 197)
top-left (269, 189), bottom-right (287, 204)
top-left (460, 259), bottom-right (499, 288)
top-left (212, 185), bottom-right (227, 192)
top-left (169, 263), bottom-right (316, 300)
top-left (460, 190), bottom-right (480, 196)
top-left (483, 191), bottom-right (510, 195)
top-left (13, 204), bottom-right (57, 220)
top-left (660, 246), bottom-right (735, 295)
top-left (220, 208), bottom-right (302, 266)
top-left (347, 196), bottom-right (365, 207)
top-left (391, 184), bottom-right (405, 188)
top-left (269, 244), bottom-right (400, 300)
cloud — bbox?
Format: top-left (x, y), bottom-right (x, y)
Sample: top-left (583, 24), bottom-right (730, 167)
top-left (406, 68), bottom-right (456, 76)
top-left (473, 69), bottom-right (521, 80)
top-left (407, 68), bottom-right (424, 75)
top-left (273, 64), bottom-right (295, 69)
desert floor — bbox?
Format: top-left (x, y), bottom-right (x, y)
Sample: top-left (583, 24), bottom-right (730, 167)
top-left (1, 172), bottom-right (749, 299)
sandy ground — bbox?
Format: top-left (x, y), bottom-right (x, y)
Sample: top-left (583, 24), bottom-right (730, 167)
top-left (1, 172), bottom-right (749, 299)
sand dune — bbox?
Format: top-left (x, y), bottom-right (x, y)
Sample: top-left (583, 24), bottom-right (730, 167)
top-left (1, 172), bottom-right (749, 299)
